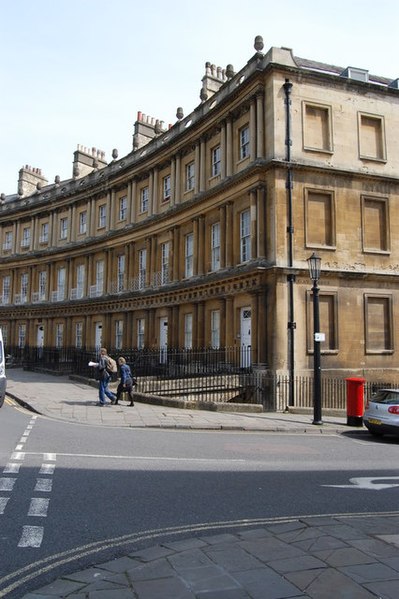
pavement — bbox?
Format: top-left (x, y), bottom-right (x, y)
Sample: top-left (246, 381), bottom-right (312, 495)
top-left (5, 368), bottom-right (399, 599)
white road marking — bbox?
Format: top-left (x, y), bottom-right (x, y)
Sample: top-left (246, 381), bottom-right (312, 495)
top-left (11, 452), bottom-right (25, 461)
top-left (15, 445), bottom-right (24, 451)
top-left (34, 479), bottom-right (52, 493)
top-left (323, 476), bottom-right (399, 490)
top-left (43, 453), bottom-right (56, 461)
top-left (19, 438), bottom-right (27, 444)
top-left (26, 425), bottom-right (33, 430)
top-left (28, 498), bottom-right (50, 517)
top-left (39, 464), bottom-right (55, 475)
top-left (18, 526), bottom-right (44, 548)
top-left (0, 478), bottom-right (16, 492)
top-left (3, 463), bottom-right (21, 474)
top-left (23, 451), bottom-right (245, 463)
top-left (0, 497), bottom-right (10, 514)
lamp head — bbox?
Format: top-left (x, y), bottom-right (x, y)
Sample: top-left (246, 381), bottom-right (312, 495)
top-left (307, 252), bottom-right (321, 282)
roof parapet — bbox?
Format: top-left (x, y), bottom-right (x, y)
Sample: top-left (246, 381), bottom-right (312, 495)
top-left (261, 46), bottom-right (297, 68)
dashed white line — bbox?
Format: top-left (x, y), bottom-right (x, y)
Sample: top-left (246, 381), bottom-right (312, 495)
top-left (0, 497), bottom-right (10, 514)
top-left (11, 452), bottom-right (25, 461)
top-left (3, 463), bottom-right (21, 474)
top-left (39, 464), bottom-right (55, 475)
top-left (34, 479), bottom-right (52, 493)
top-left (28, 498), bottom-right (50, 517)
top-left (0, 478), bottom-right (16, 492)
top-left (18, 525), bottom-right (44, 548)
top-left (43, 453), bottom-right (56, 462)
top-left (15, 445), bottom-right (24, 451)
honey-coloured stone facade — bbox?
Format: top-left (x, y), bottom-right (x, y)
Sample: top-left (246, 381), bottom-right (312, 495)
top-left (1, 37), bottom-right (399, 382)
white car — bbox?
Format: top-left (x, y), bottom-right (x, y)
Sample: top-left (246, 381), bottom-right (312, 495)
top-left (0, 329), bottom-right (6, 407)
top-left (363, 389), bottom-right (399, 437)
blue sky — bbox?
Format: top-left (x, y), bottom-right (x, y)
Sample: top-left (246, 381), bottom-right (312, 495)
top-left (1, 0), bottom-right (398, 195)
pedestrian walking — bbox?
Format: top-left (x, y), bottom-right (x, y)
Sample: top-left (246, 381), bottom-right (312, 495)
top-left (88, 348), bottom-right (117, 406)
top-left (112, 357), bottom-right (135, 406)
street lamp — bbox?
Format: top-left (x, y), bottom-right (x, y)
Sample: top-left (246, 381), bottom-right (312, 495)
top-left (307, 252), bottom-right (323, 425)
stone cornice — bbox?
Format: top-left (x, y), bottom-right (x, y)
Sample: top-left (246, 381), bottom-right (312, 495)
top-left (0, 267), bottom-right (267, 319)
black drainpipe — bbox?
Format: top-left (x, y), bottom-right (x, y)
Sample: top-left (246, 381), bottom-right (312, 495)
top-left (283, 78), bottom-right (295, 407)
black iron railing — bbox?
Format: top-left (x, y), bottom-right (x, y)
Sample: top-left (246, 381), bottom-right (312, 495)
top-left (6, 345), bottom-right (399, 410)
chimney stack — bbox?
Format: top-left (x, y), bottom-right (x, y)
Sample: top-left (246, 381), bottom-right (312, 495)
top-left (132, 111), bottom-right (166, 151)
top-left (18, 165), bottom-right (48, 197)
top-left (73, 145), bottom-right (107, 178)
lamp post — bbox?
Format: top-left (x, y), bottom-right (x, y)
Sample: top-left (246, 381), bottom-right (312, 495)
top-left (307, 252), bottom-right (323, 425)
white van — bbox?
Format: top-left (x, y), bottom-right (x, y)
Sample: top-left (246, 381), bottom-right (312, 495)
top-left (0, 329), bottom-right (6, 407)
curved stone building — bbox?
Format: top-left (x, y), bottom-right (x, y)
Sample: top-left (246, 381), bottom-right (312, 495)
top-left (1, 36), bottom-right (399, 385)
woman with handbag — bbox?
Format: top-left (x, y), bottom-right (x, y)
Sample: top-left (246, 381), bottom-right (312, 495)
top-left (112, 357), bottom-right (135, 406)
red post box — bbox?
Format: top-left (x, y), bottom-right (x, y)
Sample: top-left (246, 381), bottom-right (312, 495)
top-left (345, 377), bottom-right (365, 426)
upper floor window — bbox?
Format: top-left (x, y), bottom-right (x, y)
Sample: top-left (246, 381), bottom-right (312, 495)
top-left (3, 231), bottom-right (12, 251)
top-left (185, 162), bottom-right (195, 191)
top-left (38, 270), bottom-right (47, 300)
top-left (185, 233), bottom-right (194, 278)
top-left (76, 264), bottom-right (85, 298)
top-left (163, 175), bottom-right (171, 202)
top-left (211, 223), bottom-right (221, 271)
top-left (303, 102), bottom-right (333, 153)
top-left (56, 267), bottom-right (66, 300)
top-left (20, 273), bottom-right (28, 302)
top-left (2, 275), bottom-right (10, 304)
top-left (211, 146), bottom-right (221, 177)
top-left (98, 205), bottom-right (106, 229)
top-left (239, 126), bottom-right (250, 159)
top-left (358, 113), bottom-right (386, 161)
top-left (140, 187), bottom-right (149, 213)
top-left (79, 211), bottom-right (87, 235)
top-left (21, 227), bottom-right (31, 248)
top-left (119, 196), bottom-right (127, 221)
top-left (240, 210), bottom-right (251, 263)
top-left (161, 242), bottom-right (170, 284)
top-left (138, 249), bottom-right (146, 289)
top-left (117, 255), bottom-right (125, 292)
top-left (60, 217), bottom-right (68, 240)
top-left (95, 260), bottom-right (104, 294)
top-left (40, 222), bottom-right (49, 243)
